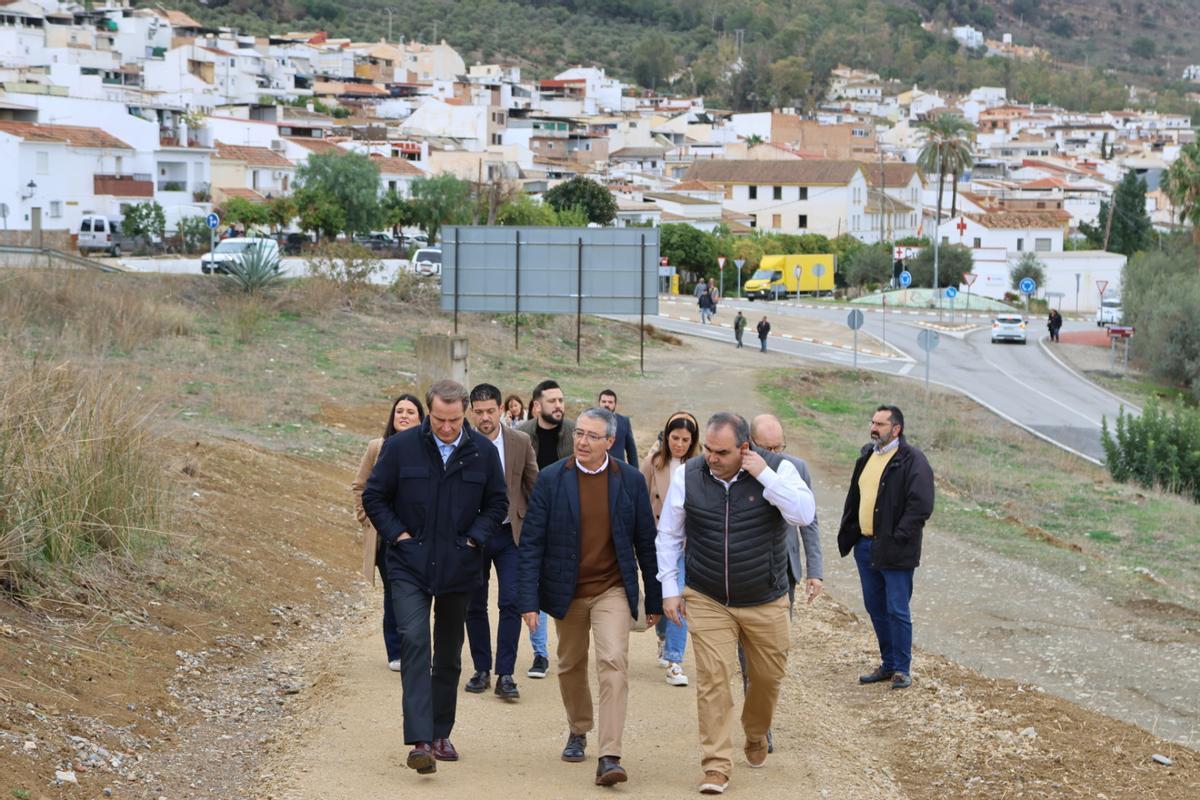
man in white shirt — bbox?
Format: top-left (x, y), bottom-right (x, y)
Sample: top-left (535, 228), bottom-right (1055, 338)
top-left (464, 383), bottom-right (538, 701)
top-left (656, 412), bottom-right (815, 796)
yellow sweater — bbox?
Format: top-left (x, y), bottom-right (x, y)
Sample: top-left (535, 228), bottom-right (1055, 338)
top-left (857, 448), bottom-right (898, 536)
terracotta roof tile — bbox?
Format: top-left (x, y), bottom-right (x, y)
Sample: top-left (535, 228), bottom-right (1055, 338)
top-left (862, 162), bottom-right (923, 187)
top-left (369, 154), bottom-right (424, 176)
top-left (686, 159), bottom-right (864, 185)
top-left (0, 121), bottom-right (132, 150)
top-left (962, 211), bottom-right (1070, 229)
top-left (218, 187), bottom-right (268, 202)
top-left (214, 141), bottom-right (294, 168)
top-left (284, 136), bottom-right (344, 153)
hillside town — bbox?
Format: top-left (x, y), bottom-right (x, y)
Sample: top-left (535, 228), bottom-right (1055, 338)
top-left (1, 0), bottom-right (1197, 307)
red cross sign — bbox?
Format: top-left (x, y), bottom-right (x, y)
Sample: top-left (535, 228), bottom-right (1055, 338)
top-left (955, 217), bottom-right (968, 239)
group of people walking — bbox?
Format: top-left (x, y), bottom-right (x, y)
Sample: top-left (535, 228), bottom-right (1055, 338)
top-left (351, 380), bottom-right (934, 794)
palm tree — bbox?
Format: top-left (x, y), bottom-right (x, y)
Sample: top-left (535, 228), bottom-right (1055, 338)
top-left (745, 133), bottom-right (764, 149)
top-left (916, 114), bottom-right (976, 225)
top-left (1163, 141), bottom-right (1200, 246)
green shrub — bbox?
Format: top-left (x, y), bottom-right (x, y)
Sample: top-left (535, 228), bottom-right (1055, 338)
top-left (1102, 400), bottom-right (1200, 502)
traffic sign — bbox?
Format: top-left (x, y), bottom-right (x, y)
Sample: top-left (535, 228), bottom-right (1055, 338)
top-left (717, 256), bottom-right (726, 269)
top-left (846, 310), bottom-right (864, 330)
top-left (898, 270), bottom-right (912, 288)
top-left (893, 246), bottom-right (920, 261)
top-left (917, 329), bottom-right (940, 352)
top-left (1096, 279), bottom-right (1109, 296)
top-left (206, 212), bottom-right (220, 230)
top-left (945, 286), bottom-right (958, 299)
top-left (813, 263), bottom-right (827, 277)
top-left (962, 272), bottom-right (978, 287)
top-left (1019, 277), bottom-right (1037, 295)
top-left (1108, 325), bottom-right (1135, 338)
top-left (734, 259), bottom-right (745, 269)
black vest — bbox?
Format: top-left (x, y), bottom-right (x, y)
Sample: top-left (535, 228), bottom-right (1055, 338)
top-left (683, 450), bottom-right (789, 607)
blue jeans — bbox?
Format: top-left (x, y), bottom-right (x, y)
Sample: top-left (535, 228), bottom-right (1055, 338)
top-left (662, 553), bottom-right (688, 663)
top-left (528, 610), bottom-right (549, 658)
top-left (465, 526), bottom-right (521, 675)
top-left (853, 537), bottom-right (915, 675)
top-left (377, 549), bottom-right (402, 662)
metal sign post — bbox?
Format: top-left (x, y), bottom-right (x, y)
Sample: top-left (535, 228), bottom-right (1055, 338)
top-left (1019, 277), bottom-right (1037, 315)
top-left (846, 309), bottom-right (865, 368)
top-left (1096, 279), bottom-right (1109, 316)
top-left (640, 234), bottom-right (646, 375)
top-left (717, 255), bottom-right (726, 299)
top-left (205, 212), bottom-right (220, 269)
top-left (881, 293), bottom-right (887, 348)
top-left (813, 262), bottom-right (827, 297)
top-left (917, 328), bottom-right (940, 396)
top-left (576, 236), bottom-right (583, 365)
top-left (734, 258), bottom-right (745, 298)
top-left (945, 285), bottom-right (958, 323)
top-left (514, 230), bottom-right (522, 349)
top-left (963, 272), bottom-right (977, 313)
top-left (898, 269), bottom-right (912, 307)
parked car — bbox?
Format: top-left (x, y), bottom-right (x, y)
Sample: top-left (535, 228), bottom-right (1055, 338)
top-left (201, 237), bottom-right (281, 275)
top-left (1096, 298), bottom-right (1122, 327)
top-left (400, 231), bottom-right (429, 247)
top-left (276, 231), bottom-right (311, 256)
top-left (412, 247), bottom-right (442, 276)
top-left (76, 214), bottom-right (140, 257)
top-left (991, 314), bottom-right (1027, 345)
top-left (353, 232), bottom-right (399, 252)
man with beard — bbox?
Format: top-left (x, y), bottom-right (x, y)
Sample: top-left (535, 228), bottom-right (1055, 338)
top-left (837, 405), bottom-right (934, 691)
top-left (518, 379), bottom-right (575, 471)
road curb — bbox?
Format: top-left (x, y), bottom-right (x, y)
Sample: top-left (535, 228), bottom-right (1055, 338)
top-left (1037, 335), bottom-right (1142, 414)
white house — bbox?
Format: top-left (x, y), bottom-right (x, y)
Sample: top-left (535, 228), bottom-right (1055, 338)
top-left (0, 1), bottom-right (49, 68)
top-left (952, 26), bottom-right (984, 49)
top-left (399, 98), bottom-right (488, 150)
top-left (685, 159), bottom-right (873, 240)
top-left (1184, 65), bottom-right (1200, 82)
top-left (944, 211), bottom-right (1067, 253)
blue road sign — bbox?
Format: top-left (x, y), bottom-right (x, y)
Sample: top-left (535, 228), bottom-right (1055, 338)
top-left (1019, 277), bottom-right (1037, 295)
top-left (205, 212), bottom-right (220, 230)
top-left (945, 286), bottom-right (958, 299)
top-left (899, 270), bottom-right (912, 288)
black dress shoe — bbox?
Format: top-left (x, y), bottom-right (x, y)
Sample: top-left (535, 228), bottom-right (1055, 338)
top-left (465, 670), bottom-right (491, 693)
top-left (561, 732), bottom-right (586, 763)
top-left (595, 755), bottom-right (627, 786)
top-left (495, 674), bottom-right (520, 700)
top-left (858, 666), bottom-right (895, 684)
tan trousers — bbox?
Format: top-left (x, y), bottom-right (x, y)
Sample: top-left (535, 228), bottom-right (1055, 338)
top-left (685, 588), bottom-right (790, 777)
top-left (554, 584), bottom-right (631, 758)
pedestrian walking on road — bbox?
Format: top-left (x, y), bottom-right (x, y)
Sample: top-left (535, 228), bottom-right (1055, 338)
top-left (363, 380), bottom-right (508, 775)
top-left (640, 412), bottom-right (700, 688)
top-left (756, 316), bottom-right (771, 352)
top-left (699, 288), bottom-right (715, 324)
top-left (836, 406), bottom-right (934, 692)
top-left (656, 412), bottom-right (815, 795)
top-left (517, 408), bottom-right (662, 787)
top-left (598, 389), bottom-right (638, 464)
top-left (1047, 309), bottom-right (1063, 343)
top-left (733, 311), bottom-right (746, 348)
top-left (463, 384), bottom-right (539, 701)
top-left (693, 278), bottom-right (709, 298)
top-left (352, 393), bottom-right (424, 672)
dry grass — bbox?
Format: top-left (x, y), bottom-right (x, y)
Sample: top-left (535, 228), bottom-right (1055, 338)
top-left (0, 357), bottom-right (173, 596)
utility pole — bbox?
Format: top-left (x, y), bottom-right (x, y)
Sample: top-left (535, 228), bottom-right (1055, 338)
top-left (385, 9), bottom-right (394, 42)
top-left (878, 147), bottom-right (886, 245)
top-left (1101, 190), bottom-right (1116, 252)
top-left (932, 148), bottom-right (942, 319)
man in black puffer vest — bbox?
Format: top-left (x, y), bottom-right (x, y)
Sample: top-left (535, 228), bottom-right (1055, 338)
top-left (655, 412), bottom-right (815, 796)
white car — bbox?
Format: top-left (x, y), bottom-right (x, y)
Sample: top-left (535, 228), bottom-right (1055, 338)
top-left (412, 247), bottom-right (442, 276)
top-left (1096, 299), bottom-right (1122, 327)
top-left (201, 237), bottom-right (280, 275)
top-left (991, 314), bottom-right (1027, 344)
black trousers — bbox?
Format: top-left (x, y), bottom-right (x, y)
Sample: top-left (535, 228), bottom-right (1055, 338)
top-left (390, 579), bottom-right (471, 744)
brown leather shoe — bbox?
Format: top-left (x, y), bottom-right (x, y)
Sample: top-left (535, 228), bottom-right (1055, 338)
top-left (432, 737), bottom-right (459, 761)
top-left (406, 742), bottom-right (436, 774)
top-left (698, 771), bottom-right (729, 794)
top-left (744, 737), bottom-right (768, 768)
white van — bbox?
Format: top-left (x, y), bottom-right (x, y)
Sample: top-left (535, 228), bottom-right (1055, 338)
top-left (1096, 298), bottom-right (1122, 327)
top-left (77, 214), bottom-right (137, 256)
top-left (412, 247), bottom-right (441, 276)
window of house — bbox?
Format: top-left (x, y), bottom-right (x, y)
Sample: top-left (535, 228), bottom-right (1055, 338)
top-left (49, 201), bottom-right (61, 218)
top-left (771, 213), bottom-right (781, 228)
top-left (1016, 238), bottom-right (1024, 251)
top-left (748, 185), bottom-right (757, 200)
top-left (973, 237), bottom-right (981, 248)
top-left (1035, 237), bottom-right (1052, 252)
top-left (388, 180), bottom-right (397, 191)
top-left (798, 214), bottom-right (808, 228)
top-left (36, 151), bottom-right (49, 174)
top-left (799, 187), bottom-right (808, 200)
top-left (942, 235), bottom-right (949, 245)
top-left (1036, 201), bottom-right (1045, 209)
top-left (773, 186), bottom-right (782, 200)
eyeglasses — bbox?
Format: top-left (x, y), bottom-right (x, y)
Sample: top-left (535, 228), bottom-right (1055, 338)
top-left (573, 429), bottom-right (609, 442)
top-left (760, 443), bottom-right (786, 453)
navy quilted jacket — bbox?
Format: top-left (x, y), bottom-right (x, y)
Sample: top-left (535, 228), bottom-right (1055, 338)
top-left (516, 458), bottom-right (663, 620)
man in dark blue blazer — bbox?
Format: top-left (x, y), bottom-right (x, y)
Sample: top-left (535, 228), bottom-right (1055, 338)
top-left (517, 407), bottom-right (661, 787)
top-left (363, 379), bottom-right (508, 776)
top-left (598, 389), bottom-right (637, 464)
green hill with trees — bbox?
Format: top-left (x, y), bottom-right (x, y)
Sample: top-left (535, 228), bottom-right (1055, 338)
top-left (168, 0), bottom-right (1200, 116)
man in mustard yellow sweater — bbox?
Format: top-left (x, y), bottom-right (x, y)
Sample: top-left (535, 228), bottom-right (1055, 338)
top-left (836, 406), bottom-right (934, 690)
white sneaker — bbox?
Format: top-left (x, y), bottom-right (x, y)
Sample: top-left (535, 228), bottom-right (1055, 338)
top-left (388, 659), bottom-right (403, 672)
top-left (665, 662), bottom-right (689, 686)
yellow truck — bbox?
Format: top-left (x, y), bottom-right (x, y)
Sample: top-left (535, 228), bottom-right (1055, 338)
top-left (743, 254), bottom-right (836, 300)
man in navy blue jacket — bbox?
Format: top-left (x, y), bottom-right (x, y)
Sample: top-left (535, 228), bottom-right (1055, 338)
top-left (517, 407), bottom-right (661, 787)
top-left (363, 379), bottom-right (508, 776)
top-left (598, 389), bottom-right (637, 464)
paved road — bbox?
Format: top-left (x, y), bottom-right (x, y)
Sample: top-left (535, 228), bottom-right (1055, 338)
top-left (641, 296), bottom-right (1135, 463)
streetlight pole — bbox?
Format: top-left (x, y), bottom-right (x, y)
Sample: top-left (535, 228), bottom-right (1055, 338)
top-left (932, 148), bottom-right (942, 320)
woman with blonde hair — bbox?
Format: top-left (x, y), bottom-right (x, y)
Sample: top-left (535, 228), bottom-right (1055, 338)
top-left (641, 410), bottom-right (699, 686)
top-left (352, 393), bottom-right (424, 671)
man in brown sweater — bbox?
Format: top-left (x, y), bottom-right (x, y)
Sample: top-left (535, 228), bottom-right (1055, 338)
top-left (517, 408), bottom-right (662, 788)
